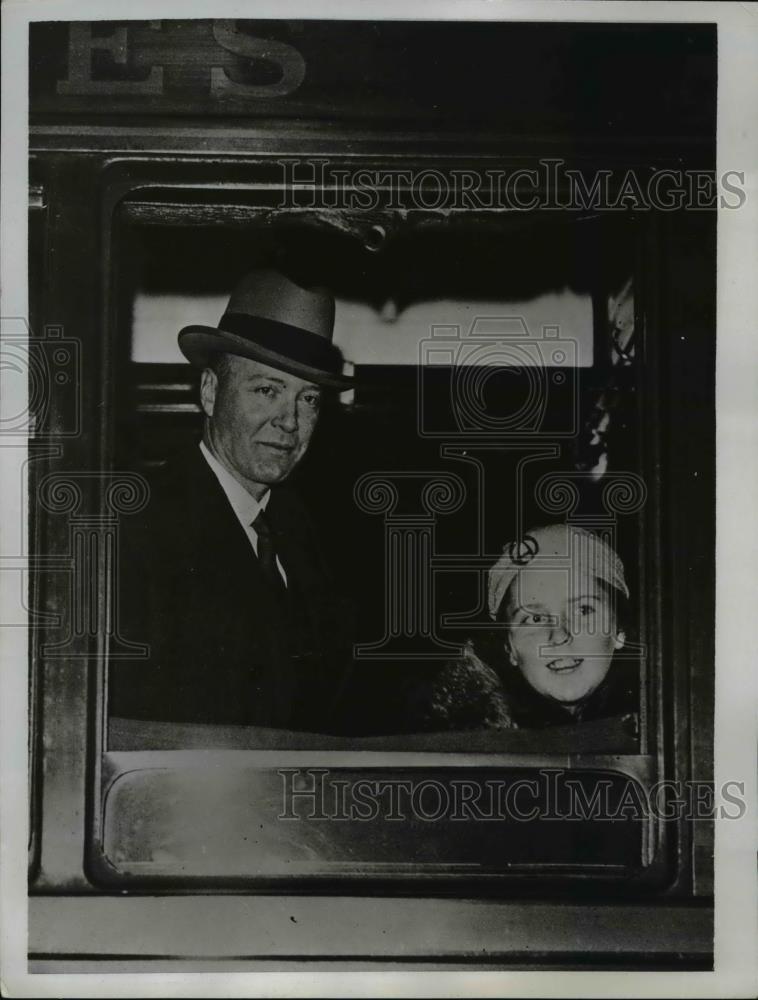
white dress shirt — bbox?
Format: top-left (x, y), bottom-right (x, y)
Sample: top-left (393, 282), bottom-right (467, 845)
top-left (199, 441), bottom-right (287, 585)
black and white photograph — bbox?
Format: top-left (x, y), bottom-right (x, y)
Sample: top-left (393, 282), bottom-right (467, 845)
top-left (1, 1), bottom-right (757, 995)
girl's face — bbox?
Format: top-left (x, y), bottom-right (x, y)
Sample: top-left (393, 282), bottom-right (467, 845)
top-left (503, 567), bottom-right (625, 711)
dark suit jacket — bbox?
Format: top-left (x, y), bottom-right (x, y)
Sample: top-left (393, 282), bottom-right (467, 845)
top-left (109, 446), bottom-right (351, 731)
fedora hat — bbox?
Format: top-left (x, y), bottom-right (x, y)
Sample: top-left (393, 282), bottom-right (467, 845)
top-left (178, 269), bottom-right (353, 388)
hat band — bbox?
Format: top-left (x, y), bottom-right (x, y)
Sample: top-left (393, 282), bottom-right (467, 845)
top-left (218, 312), bottom-right (343, 375)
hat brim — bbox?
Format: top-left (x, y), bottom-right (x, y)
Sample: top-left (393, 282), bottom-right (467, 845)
top-left (178, 326), bottom-right (354, 390)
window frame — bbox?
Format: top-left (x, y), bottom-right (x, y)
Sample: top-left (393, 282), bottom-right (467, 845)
top-left (27, 147), bottom-right (714, 907)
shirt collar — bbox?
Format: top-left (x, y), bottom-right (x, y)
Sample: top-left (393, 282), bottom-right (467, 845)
top-left (199, 441), bottom-right (270, 526)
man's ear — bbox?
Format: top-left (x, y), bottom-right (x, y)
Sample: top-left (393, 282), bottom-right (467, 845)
top-left (199, 368), bottom-right (217, 418)
top-left (613, 629), bottom-right (626, 651)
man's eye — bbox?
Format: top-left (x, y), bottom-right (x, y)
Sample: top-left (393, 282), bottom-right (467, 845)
top-left (301, 394), bottom-right (322, 410)
top-left (254, 385), bottom-right (276, 397)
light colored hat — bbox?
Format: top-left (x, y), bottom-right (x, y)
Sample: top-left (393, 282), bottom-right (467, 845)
top-left (488, 523), bottom-right (629, 620)
top-left (178, 269), bottom-right (352, 389)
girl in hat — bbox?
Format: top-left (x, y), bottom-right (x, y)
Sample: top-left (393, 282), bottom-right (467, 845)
top-left (416, 524), bottom-right (637, 731)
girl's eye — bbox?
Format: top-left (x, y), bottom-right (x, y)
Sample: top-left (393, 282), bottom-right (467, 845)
top-left (577, 603), bottom-right (596, 617)
top-left (525, 612), bottom-right (548, 625)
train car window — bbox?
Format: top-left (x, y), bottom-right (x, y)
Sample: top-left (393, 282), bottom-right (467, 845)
top-left (108, 203), bottom-right (645, 740)
top-left (79, 187), bottom-right (669, 892)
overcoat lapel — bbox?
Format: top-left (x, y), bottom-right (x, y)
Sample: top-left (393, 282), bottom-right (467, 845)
top-left (179, 447), bottom-right (289, 606)
top-left (112, 445), bottom-right (346, 730)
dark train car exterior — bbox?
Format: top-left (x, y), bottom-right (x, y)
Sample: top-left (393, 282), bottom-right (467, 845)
top-left (25, 18), bottom-right (716, 971)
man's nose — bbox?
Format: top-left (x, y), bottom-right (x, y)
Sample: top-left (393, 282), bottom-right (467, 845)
top-left (272, 395), bottom-right (298, 433)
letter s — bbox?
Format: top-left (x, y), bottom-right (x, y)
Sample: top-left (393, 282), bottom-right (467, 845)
top-left (720, 781), bottom-right (746, 820)
top-left (720, 171), bottom-right (747, 210)
top-left (211, 20), bottom-right (305, 98)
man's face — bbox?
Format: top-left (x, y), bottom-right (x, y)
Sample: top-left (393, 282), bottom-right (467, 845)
top-left (503, 567), bottom-right (624, 710)
top-left (200, 354), bottom-right (322, 496)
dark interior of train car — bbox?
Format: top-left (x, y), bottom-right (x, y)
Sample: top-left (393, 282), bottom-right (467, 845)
top-left (109, 210), bottom-right (643, 741)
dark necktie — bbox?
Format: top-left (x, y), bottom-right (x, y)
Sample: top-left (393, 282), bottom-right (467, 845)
top-left (251, 508), bottom-right (286, 595)
top-left (251, 507), bottom-right (293, 724)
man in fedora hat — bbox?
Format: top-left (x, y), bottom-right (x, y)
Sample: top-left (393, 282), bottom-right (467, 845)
top-left (110, 270), bottom-right (353, 732)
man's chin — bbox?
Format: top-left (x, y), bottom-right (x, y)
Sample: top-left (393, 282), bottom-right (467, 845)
top-left (243, 461), bottom-right (296, 487)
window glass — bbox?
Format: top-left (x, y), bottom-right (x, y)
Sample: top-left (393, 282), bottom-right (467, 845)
top-left (108, 210), bottom-right (645, 753)
top-left (131, 288), bottom-right (594, 367)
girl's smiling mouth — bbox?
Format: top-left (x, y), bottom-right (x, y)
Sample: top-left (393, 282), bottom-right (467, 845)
top-left (546, 657), bottom-right (583, 673)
